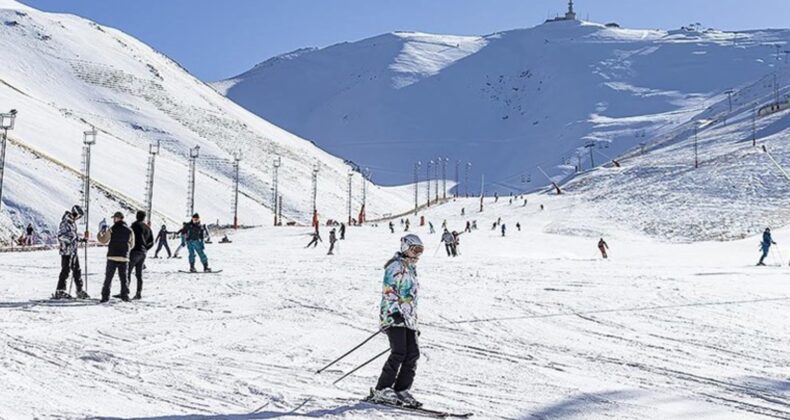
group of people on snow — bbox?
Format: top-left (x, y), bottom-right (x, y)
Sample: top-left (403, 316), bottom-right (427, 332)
top-left (53, 205), bottom-right (212, 302)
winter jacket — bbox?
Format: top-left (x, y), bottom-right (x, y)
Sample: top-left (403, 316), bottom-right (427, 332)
top-left (762, 231), bottom-right (775, 251)
top-left (57, 212), bottom-right (80, 256)
top-left (97, 222), bottom-right (135, 262)
top-left (441, 231), bottom-right (454, 244)
top-left (329, 231), bottom-right (337, 243)
top-left (131, 221), bottom-right (154, 253)
top-left (180, 222), bottom-right (204, 242)
top-left (380, 253), bottom-right (419, 331)
top-left (156, 228), bottom-right (171, 243)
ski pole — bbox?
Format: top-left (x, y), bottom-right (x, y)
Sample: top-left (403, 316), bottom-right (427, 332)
top-left (332, 348), bottom-right (390, 385)
top-left (316, 329), bottom-right (382, 374)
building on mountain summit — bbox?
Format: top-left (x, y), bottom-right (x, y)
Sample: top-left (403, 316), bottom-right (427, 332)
top-left (546, 0), bottom-right (577, 23)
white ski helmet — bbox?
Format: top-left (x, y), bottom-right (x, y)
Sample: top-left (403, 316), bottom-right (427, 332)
top-left (400, 234), bottom-right (424, 254)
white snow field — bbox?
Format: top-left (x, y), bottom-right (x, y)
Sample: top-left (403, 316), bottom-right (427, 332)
top-left (0, 0), bottom-right (414, 244)
top-left (1, 195), bottom-right (789, 419)
top-left (216, 19), bottom-right (790, 191)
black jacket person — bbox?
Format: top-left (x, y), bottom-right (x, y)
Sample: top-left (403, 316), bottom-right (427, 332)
top-left (128, 211), bottom-right (154, 299)
top-left (97, 212), bottom-right (135, 302)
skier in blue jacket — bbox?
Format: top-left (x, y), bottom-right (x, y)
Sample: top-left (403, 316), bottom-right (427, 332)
top-left (757, 227), bottom-right (776, 266)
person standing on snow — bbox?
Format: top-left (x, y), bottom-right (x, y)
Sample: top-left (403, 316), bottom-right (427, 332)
top-left (128, 211), bottom-right (154, 300)
top-left (404, 219), bottom-right (410, 232)
top-left (757, 228), bottom-right (776, 266)
top-left (339, 223), bottom-right (346, 240)
top-left (501, 224), bottom-right (506, 237)
top-left (441, 229), bottom-right (455, 257)
top-left (153, 225), bottom-right (172, 259)
top-left (25, 223), bottom-right (34, 245)
top-left (370, 234), bottom-right (424, 409)
top-left (516, 222), bottom-right (521, 232)
top-left (97, 212), bottom-right (134, 302)
top-left (389, 221), bottom-right (395, 234)
top-left (428, 222), bottom-right (435, 234)
top-left (451, 231), bottom-right (462, 256)
top-left (54, 205), bottom-right (89, 299)
top-left (327, 228), bottom-right (337, 255)
top-left (465, 221), bottom-right (471, 233)
top-left (185, 213), bottom-right (211, 272)
top-left (598, 238), bottom-right (609, 259)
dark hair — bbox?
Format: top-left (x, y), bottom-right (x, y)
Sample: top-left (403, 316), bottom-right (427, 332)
top-left (136, 210), bottom-right (146, 222)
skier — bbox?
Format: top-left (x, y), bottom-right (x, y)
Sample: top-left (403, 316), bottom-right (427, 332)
top-left (428, 222), bottom-right (435, 234)
top-left (516, 222), bottom-right (521, 232)
top-left (404, 219), bottom-right (410, 232)
top-left (173, 222), bottom-right (188, 258)
top-left (494, 192), bottom-right (499, 202)
top-left (339, 223), bottom-right (346, 240)
top-left (461, 208), bottom-right (465, 216)
top-left (471, 221), bottom-right (478, 230)
top-left (441, 220), bottom-right (447, 230)
top-left (389, 221), bottom-right (395, 234)
top-left (25, 223), bottom-right (34, 245)
top-left (757, 228), bottom-right (776, 266)
top-left (184, 213), bottom-right (211, 272)
top-left (501, 224), bottom-right (506, 237)
top-left (153, 225), bottom-right (172, 259)
top-left (370, 234), bottom-right (423, 408)
top-left (464, 221), bottom-right (471, 233)
top-left (54, 205), bottom-right (88, 299)
top-left (598, 238), bottom-right (609, 259)
top-left (540, 204), bottom-right (544, 211)
top-left (441, 229), bottom-right (455, 257)
top-left (306, 230), bottom-right (322, 248)
top-left (127, 211), bottom-right (154, 300)
top-left (97, 212), bottom-right (134, 303)
top-left (328, 228), bottom-right (337, 255)
top-left (523, 199), bottom-right (527, 207)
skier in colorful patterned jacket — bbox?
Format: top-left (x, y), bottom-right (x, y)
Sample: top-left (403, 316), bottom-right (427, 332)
top-left (54, 205), bottom-right (89, 299)
top-left (371, 234), bottom-right (423, 409)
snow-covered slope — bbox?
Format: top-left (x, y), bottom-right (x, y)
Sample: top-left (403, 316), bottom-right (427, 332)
top-left (0, 0), bottom-right (414, 244)
top-left (216, 21), bottom-right (790, 193)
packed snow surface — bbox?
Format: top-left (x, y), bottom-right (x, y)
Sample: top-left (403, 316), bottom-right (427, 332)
top-left (1, 197), bottom-right (788, 419)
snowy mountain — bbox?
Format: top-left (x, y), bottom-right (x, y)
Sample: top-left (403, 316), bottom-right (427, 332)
top-left (215, 20), bottom-right (790, 194)
top-left (0, 0), bottom-right (415, 244)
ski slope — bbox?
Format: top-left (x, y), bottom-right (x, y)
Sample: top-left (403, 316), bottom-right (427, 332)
top-left (216, 20), bottom-right (790, 192)
top-left (1, 196), bottom-right (789, 419)
top-left (0, 0), bottom-right (414, 245)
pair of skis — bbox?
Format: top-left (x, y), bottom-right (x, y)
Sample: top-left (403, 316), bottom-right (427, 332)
top-left (361, 390), bottom-right (472, 418)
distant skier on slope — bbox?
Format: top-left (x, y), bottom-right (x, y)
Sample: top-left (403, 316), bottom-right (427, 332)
top-left (339, 223), bottom-right (346, 240)
top-left (97, 212), bottom-right (134, 303)
top-left (516, 222), bottom-right (521, 232)
top-left (404, 219), bottom-right (410, 232)
top-left (306, 230), bottom-right (323, 248)
top-left (389, 221), bottom-right (395, 234)
top-left (428, 222), bottom-right (435, 234)
top-left (757, 227), bottom-right (776, 266)
top-left (370, 234), bottom-right (424, 409)
top-left (53, 205), bottom-right (88, 299)
top-left (327, 228), bottom-right (337, 255)
top-left (128, 211), bottom-right (154, 300)
top-left (465, 221), bottom-right (471, 233)
top-left (25, 223), bottom-right (34, 245)
top-left (441, 229), bottom-right (455, 257)
top-left (153, 225), bottom-right (172, 259)
top-left (598, 238), bottom-right (609, 259)
top-left (501, 224), bottom-right (506, 237)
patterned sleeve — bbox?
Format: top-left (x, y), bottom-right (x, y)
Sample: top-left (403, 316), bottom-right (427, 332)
top-left (382, 261), bottom-right (404, 315)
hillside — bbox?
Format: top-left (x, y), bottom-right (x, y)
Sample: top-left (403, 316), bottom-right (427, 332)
top-left (216, 20), bottom-right (790, 194)
top-left (0, 0), bottom-right (413, 244)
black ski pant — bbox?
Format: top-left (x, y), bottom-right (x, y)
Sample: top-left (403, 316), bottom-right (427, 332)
top-left (328, 242), bottom-right (336, 254)
top-left (102, 260), bottom-right (129, 300)
top-left (306, 238), bottom-right (319, 248)
top-left (445, 243), bottom-right (452, 256)
top-left (376, 327), bottom-right (420, 392)
top-left (128, 251), bottom-right (146, 296)
top-left (154, 240), bottom-right (171, 258)
top-left (57, 254), bottom-right (83, 292)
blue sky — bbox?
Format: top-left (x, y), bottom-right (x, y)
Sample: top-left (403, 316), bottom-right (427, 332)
top-left (19, 0), bottom-right (790, 81)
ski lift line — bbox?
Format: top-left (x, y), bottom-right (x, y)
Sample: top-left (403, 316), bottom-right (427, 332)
top-left (762, 146), bottom-right (790, 182)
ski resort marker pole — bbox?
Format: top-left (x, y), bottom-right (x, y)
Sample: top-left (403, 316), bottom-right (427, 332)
top-left (82, 126), bottom-right (97, 293)
top-left (0, 109), bottom-right (17, 211)
top-left (332, 348), bottom-right (390, 385)
top-left (273, 157), bottom-right (281, 226)
top-left (413, 161), bottom-right (421, 215)
top-left (144, 141), bottom-right (160, 225)
top-left (316, 329), bottom-right (382, 374)
top-left (232, 151), bottom-right (242, 229)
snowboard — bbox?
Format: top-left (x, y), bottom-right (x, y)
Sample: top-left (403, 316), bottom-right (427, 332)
top-left (178, 270), bottom-right (223, 274)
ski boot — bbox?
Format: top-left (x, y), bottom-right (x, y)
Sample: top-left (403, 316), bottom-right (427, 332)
top-left (112, 293), bottom-right (131, 302)
top-left (189, 265), bottom-right (197, 273)
top-left (369, 388), bottom-right (400, 405)
top-left (133, 292), bottom-right (141, 300)
top-left (75, 290), bottom-right (90, 300)
top-left (203, 265), bottom-right (212, 273)
top-left (397, 390), bottom-right (423, 408)
top-left (52, 290), bottom-right (73, 300)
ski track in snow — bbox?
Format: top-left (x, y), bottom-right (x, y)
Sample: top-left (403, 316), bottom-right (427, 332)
top-left (1, 197), bottom-right (789, 419)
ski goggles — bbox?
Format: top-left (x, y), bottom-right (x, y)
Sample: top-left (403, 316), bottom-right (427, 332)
top-left (406, 245), bottom-right (424, 256)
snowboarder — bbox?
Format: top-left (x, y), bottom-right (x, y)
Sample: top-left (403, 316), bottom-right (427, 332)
top-left (24, 223), bottom-right (34, 245)
top-left (185, 213), bottom-right (211, 272)
top-left (428, 222), bottom-right (435, 234)
top-left (328, 228), bottom-right (337, 255)
top-left (370, 234), bottom-right (424, 409)
top-left (441, 229), bottom-right (455, 257)
top-left (97, 212), bottom-right (135, 303)
top-left (598, 238), bottom-right (609, 259)
top-left (339, 223), bottom-right (346, 240)
top-left (153, 225), bottom-right (172, 258)
top-left (127, 211), bottom-right (154, 300)
top-left (389, 221), bottom-right (395, 234)
top-left (54, 205), bottom-right (88, 299)
top-left (173, 222), bottom-right (188, 258)
top-left (219, 234), bottom-right (232, 244)
top-left (757, 228), bottom-right (776, 266)
top-left (306, 230), bottom-right (322, 248)
top-left (501, 224), bottom-right (506, 237)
